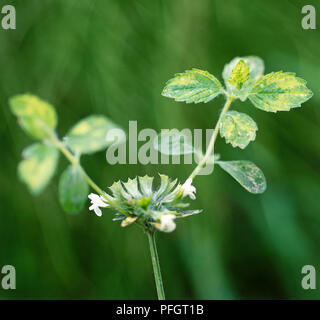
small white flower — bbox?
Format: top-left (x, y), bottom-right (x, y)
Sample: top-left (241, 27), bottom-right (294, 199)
top-left (181, 178), bottom-right (196, 200)
top-left (159, 214), bottom-right (176, 233)
top-left (88, 193), bottom-right (109, 217)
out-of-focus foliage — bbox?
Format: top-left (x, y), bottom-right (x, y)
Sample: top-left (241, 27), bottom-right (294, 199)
top-left (59, 165), bottom-right (89, 214)
top-left (9, 94), bottom-right (57, 139)
top-left (65, 115), bottom-right (121, 155)
top-left (1, 0), bottom-right (320, 299)
top-left (18, 143), bottom-right (59, 194)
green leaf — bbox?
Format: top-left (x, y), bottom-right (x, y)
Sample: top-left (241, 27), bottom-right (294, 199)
top-left (220, 111), bottom-right (258, 149)
top-left (153, 129), bottom-right (194, 155)
top-left (223, 56), bottom-right (264, 87)
top-left (18, 143), bottom-right (59, 195)
top-left (65, 115), bottom-right (122, 155)
top-left (162, 69), bottom-right (223, 104)
top-left (228, 60), bottom-right (250, 90)
top-left (58, 165), bottom-right (89, 214)
top-left (223, 56), bottom-right (264, 101)
top-left (9, 94), bottom-right (57, 139)
top-left (217, 160), bottom-right (266, 194)
top-left (248, 72), bottom-right (313, 112)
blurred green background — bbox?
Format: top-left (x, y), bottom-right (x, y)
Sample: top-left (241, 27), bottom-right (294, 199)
top-left (1, 0), bottom-right (320, 299)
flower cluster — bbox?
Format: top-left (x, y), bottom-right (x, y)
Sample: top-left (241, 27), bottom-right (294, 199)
top-left (88, 174), bottom-right (200, 232)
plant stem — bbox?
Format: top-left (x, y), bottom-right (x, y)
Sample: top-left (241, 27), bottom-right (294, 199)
top-left (50, 135), bottom-right (129, 217)
top-left (50, 134), bottom-right (164, 299)
top-left (147, 231), bottom-right (165, 300)
top-left (188, 95), bottom-right (235, 180)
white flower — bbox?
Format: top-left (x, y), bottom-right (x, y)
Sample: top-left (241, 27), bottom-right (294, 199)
top-left (159, 214), bottom-right (176, 233)
top-left (88, 193), bottom-right (109, 217)
top-left (181, 178), bottom-right (196, 200)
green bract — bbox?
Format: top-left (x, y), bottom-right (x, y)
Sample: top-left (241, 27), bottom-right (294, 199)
top-left (220, 111), bottom-right (257, 149)
top-left (107, 175), bottom-right (201, 231)
top-left (18, 143), bottom-right (59, 195)
top-left (162, 69), bottom-right (223, 103)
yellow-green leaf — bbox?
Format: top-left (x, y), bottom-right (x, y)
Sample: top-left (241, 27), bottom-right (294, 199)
top-left (220, 111), bottom-right (258, 149)
top-left (162, 69), bottom-right (222, 104)
top-left (59, 165), bottom-right (89, 214)
top-left (18, 143), bottom-right (59, 195)
top-left (65, 115), bottom-right (122, 155)
top-left (223, 56), bottom-right (264, 101)
top-left (217, 160), bottom-right (266, 194)
top-left (223, 56), bottom-right (264, 87)
top-left (9, 94), bottom-right (57, 139)
top-left (248, 72), bottom-right (313, 112)
top-left (228, 60), bottom-right (250, 90)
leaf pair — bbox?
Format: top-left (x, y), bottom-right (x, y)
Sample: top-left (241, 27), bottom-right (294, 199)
top-left (162, 56), bottom-right (312, 150)
top-left (10, 94), bottom-right (122, 214)
top-left (162, 56), bottom-right (312, 112)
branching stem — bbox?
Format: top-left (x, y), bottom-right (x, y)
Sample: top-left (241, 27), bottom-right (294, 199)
top-left (49, 94), bottom-right (234, 301)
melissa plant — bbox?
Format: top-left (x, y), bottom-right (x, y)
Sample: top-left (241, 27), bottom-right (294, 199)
top-left (9, 56), bottom-right (312, 300)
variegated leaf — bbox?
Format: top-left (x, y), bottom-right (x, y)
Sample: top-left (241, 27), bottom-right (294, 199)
top-left (228, 60), bottom-right (250, 90)
top-left (223, 56), bottom-right (264, 101)
top-left (220, 111), bottom-right (258, 149)
top-left (162, 69), bottom-right (222, 103)
top-left (65, 115), bottom-right (122, 155)
top-left (9, 94), bottom-right (57, 139)
top-left (248, 72), bottom-right (313, 112)
top-left (18, 143), bottom-right (59, 194)
top-left (217, 160), bottom-right (266, 194)
top-left (223, 56), bottom-right (264, 87)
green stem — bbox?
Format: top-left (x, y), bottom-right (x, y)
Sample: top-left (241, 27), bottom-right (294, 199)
top-left (50, 133), bottom-right (164, 299)
top-left (50, 135), bottom-right (129, 217)
top-left (147, 231), bottom-right (165, 300)
top-left (188, 95), bottom-right (235, 180)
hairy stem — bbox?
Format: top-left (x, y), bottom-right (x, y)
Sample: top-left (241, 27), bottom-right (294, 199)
top-left (188, 95), bottom-right (234, 180)
top-left (147, 231), bottom-right (165, 300)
